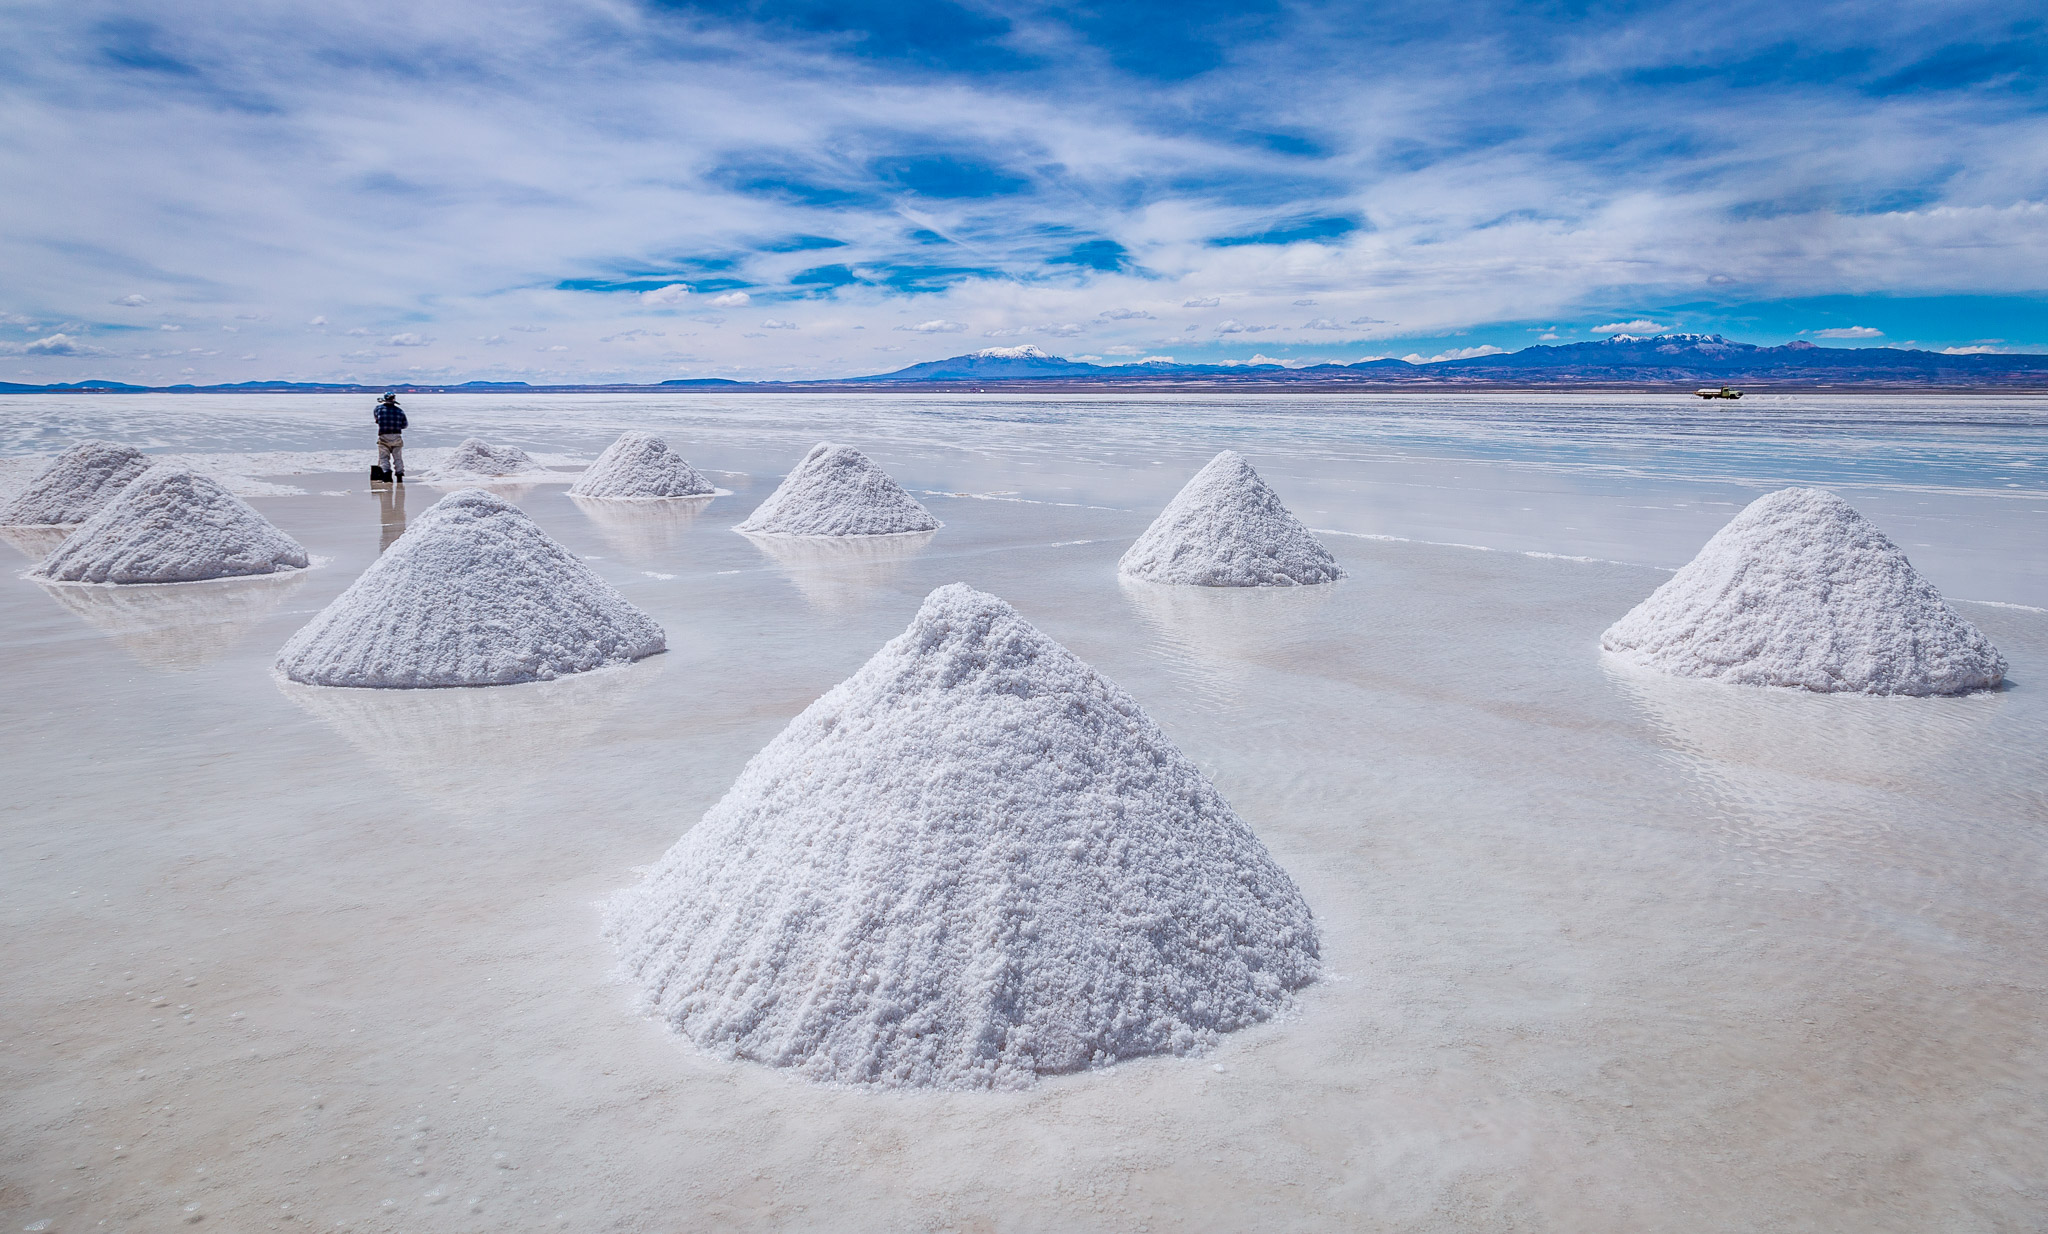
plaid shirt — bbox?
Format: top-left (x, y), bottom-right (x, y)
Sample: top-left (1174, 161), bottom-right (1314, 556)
top-left (373, 402), bottom-right (408, 434)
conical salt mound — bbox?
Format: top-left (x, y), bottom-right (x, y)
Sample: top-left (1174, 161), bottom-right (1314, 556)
top-left (433, 438), bottom-right (535, 479)
top-left (32, 465), bottom-right (309, 584)
top-left (1601, 487), bottom-right (2005, 695)
top-left (1119, 450), bottom-right (1344, 586)
top-left (606, 583), bottom-right (1319, 1090)
top-left (568, 431), bottom-right (714, 499)
top-left (733, 442), bottom-right (939, 536)
top-left (276, 488), bottom-right (664, 688)
top-left (0, 441), bottom-right (151, 526)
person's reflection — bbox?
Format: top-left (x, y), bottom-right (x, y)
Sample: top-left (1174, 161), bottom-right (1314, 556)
top-left (377, 480), bottom-right (408, 552)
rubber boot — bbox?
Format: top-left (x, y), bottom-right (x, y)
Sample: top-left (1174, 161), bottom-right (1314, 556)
top-left (371, 465), bottom-right (389, 483)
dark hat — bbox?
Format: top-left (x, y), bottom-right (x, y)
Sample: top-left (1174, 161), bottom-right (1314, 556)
top-left (380, 392), bottom-right (398, 402)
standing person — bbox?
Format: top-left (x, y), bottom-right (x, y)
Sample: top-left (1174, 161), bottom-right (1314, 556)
top-left (372, 392), bottom-right (408, 483)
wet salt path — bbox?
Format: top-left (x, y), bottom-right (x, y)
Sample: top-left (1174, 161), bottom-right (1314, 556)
top-left (2, 400), bottom-right (2045, 1232)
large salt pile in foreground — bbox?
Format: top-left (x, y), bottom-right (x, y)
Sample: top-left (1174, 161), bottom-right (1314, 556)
top-left (1119, 450), bottom-right (1344, 586)
top-left (568, 432), bottom-right (715, 499)
top-left (32, 465), bottom-right (308, 584)
top-left (0, 441), bottom-right (151, 526)
top-left (276, 488), bottom-right (663, 687)
top-left (734, 442), bottom-right (939, 536)
top-left (1601, 487), bottom-right (2005, 695)
top-left (432, 438), bottom-right (536, 480)
top-left (606, 583), bottom-right (1319, 1090)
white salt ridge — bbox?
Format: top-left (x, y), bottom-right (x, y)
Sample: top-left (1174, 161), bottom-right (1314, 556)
top-left (568, 432), bottom-right (715, 499)
top-left (276, 488), bottom-right (664, 688)
top-left (431, 438), bottom-right (538, 480)
top-left (32, 465), bottom-right (308, 584)
top-left (734, 443), bottom-right (940, 536)
top-left (606, 583), bottom-right (1318, 1090)
top-left (1601, 487), bottom-right (2006, 695)
top-left (1119, 450), bottom-right (1345, 586)
top-left (0, 441), bottom-right (151, 526)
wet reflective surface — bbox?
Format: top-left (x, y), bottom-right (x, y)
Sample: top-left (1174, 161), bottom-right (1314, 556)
top-left (2, 397), bottom-right (2045, 1232)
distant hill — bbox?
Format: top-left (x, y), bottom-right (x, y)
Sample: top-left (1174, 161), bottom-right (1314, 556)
top-left (5, 334), bottom-right (2045, 393)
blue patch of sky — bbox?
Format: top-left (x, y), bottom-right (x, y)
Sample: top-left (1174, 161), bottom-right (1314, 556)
top-left (1209, 216), bottom-right (1360, 247)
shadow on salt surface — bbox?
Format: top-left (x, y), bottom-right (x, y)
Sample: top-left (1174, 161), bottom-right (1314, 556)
top-left (274, 656), bottom-right (666, 822)
top-left (35, 569), bottom-right (308, 672)
top-left (570, 494), bottom-right (714, 563)
top-left (1119, 576), bottom-right (1338, 709)
top-left (740, 530), bottom-right (936, 614)
top-left (0, 524), bottom-right (72, 560)
top-left (1602, 653), bottom-right (2005, 880)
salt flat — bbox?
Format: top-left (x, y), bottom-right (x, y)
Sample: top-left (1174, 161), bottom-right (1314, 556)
top-left (2, 393), bottom-right (2044, 1232)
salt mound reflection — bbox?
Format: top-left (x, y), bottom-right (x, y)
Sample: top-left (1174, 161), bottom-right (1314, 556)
top-left (1120, 574), bottom-right (1337, 706)
top-left (741, 529), bottom-right (934, 613)
top-left (276, 655), bottom-right (664, 820)
top-left (0, 525), bottom-right (72, 560)
top-left (1603, 653), bottom-right (2003, 878)
top-left (570, 494), bottom-right (713, 563)
top-left (37, 569), bottom-right (307, 671)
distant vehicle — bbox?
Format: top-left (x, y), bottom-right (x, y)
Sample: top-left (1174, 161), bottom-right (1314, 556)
top-left (1695, 386), bottom-right (1743, 399)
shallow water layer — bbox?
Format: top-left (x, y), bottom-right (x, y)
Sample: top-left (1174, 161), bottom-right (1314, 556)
top-left (2, 395), bottom-right (2045, 1232)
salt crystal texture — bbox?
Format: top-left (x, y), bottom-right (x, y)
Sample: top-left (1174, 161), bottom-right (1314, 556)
top-left (568, 432), bottom-right (714, 499)
top-left (0, 441), bottom-right (151, 526)
top-left (734, 443), bottom-right (939, 536)
top-left (276, 488), bottom-right (663, 687)
top-left (432, 438), bottom-right (536, 479)
top-left (1601, 487), bottom-right (2005, 695)
top-left (32, 465), bottom-right (309, 584)
top-left (1119, 451), bottom-right (1344, 586)
top-left (606, 583), bottom-right (1318, 1090)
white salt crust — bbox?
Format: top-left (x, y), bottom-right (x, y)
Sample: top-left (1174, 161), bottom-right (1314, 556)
top-left (0, 441), bottom-right (151, 526)
top-left (276, 488), bottom-right (664, 688)
top-left (1601, 487), bottom-right (2006, 695)
top-left (430, 438), bottom-right (537, 480)
top-left (734, 443), bottom-right (940, 536)
top-left (568, 432), bottom-right (715, 499)
top-left (606, 583), bottom-right (1319, 1090)
top-left (1119, 450), bottom-right (1345, 587)
top-left (31, 465), bottom-right (309, 584)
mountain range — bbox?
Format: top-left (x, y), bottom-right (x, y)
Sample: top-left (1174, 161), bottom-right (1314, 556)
top-left (6, 335), bottom-right (2046, 394)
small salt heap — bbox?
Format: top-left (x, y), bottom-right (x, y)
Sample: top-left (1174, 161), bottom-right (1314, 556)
top-left (1119, 450), bottom-right (1344, 586)
top-left (0, 441), bottom-right (151, 526)
top-left (1601, 487), bottom-right (2005, 695)
top-left (32, 465), bottom-right (308, 584)
top-left (432, 438), bottom-right (536, 480)
top-left (568, 432), bottom-right (715, 499)
top-left (734, 442), bottom-right (939, 536)
top-left (606, 583), bottom-right (1318, 1090)
top-left (276, 488), bottom-right (663, 687)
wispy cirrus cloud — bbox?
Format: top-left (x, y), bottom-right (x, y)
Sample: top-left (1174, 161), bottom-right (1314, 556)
top-left (0, 0), bottom-right (2043, 384)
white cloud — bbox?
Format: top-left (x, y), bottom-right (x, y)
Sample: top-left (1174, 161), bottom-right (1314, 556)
top-left (709, 291), bottom-right (751, 307)
top-left (1182, 297), bottom-right (1222, 309)
top-left (1216, 319), bottom-right (1275, 334)
top-left (1097, 308), bottom-right (1153, 320)
top-left (1941, 345), bottom-right (2000, 354)
top-left (600, 328), bottom-right (664, 342)
top-left (1103, 344), bottom-right (1145, 355)
top-left (508, 325), bottom-right (547, 333)
top-left (640, 284), bottom-right (691, 308)
top-left (13, 333), bottom-right (103, 356)
top-left (388, 333), bottom-right (431, 346)
top-left (760, 318), bottom-right (798, 329)
top-left (1293, 299), bottom-right (1318, 306)
top-left (544, 344), bottom-right (569, 351)
top-left (1136, 355), bottom-right (1175, 364)
top-left (1303, 318), bottom-right (1344, 330)
top-left (1401, 344), bottom-right (1509, 362)
top-left (1593, 320), bottom-right (1669, 334)
top-left (308, 315), bottom-right (327, 326)
top-left (115, 294), bottom-right (150, 306)
top-left (1812, 326), bottom-right (1883, 339)
top-left (896, 320), bottom-right (967, 333)
top-left (159, 323), bottom-right (182, 331)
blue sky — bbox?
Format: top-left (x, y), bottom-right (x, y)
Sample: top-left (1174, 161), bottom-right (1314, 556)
top-left (2, 0), bottom-right (2045, 383)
